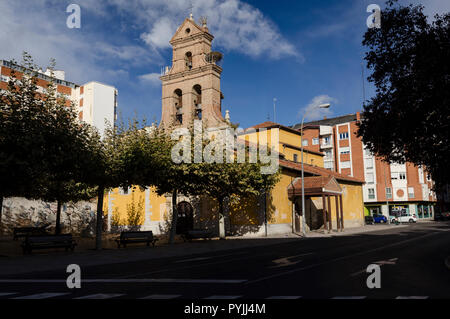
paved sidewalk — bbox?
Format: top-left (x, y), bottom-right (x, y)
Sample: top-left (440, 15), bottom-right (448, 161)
top-left (0, 224), bottom-right (410, 276)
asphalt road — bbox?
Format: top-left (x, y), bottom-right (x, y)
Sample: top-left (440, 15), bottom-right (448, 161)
top-left (0, 221), bottom-right (449, 300)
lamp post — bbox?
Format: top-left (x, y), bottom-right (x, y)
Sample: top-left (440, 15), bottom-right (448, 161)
top-left (300, 103), bottom-right (331, 237)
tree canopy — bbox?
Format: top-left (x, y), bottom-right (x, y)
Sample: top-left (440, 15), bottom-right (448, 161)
top-left (358, 0), bottom-right (450, 186)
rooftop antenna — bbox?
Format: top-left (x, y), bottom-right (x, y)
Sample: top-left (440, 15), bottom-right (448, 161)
top-left (273, 98), bottom-right (277, 123)
top-left (189, 1), bottom-right (194, 19)
top-left (361, 62), bottom-right (366, 107)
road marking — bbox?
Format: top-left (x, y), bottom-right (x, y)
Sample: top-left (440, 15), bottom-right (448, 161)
top-left (0, 279), bottom-right (246, 284)
top-left (270, 253), bottom-right (313, 268)
top-left (247, 231), bottom-right (442, 285)
top-left (396, 296), bottom-right (428, 299)
top-left (350, 258), bottom-right (399, 277)
top-left (204, 295), bottom-right (242, 299)
top-left (12, 293), bottom-right (69, 299)
top-left (140, 294), bottom-right (181, 299)
top-left (175, 257), bottom-right (212, 263)
top-left (0, 293), bottom-right (17, 297)
top-left (75, 294), bottom-right (124, 299)
top-left (331, 296), bottom-right (366, 299)
top-left (266, 296), bottom-right (302, 299)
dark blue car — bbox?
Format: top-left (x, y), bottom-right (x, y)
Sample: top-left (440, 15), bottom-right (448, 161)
top-left (372, 214), bottom-right (387, 224)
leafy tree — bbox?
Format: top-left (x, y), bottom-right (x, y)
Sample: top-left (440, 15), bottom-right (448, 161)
top-left (0, 53), bottom-right (99, 234)
top-left (358, 0), bottom-right (450, 187)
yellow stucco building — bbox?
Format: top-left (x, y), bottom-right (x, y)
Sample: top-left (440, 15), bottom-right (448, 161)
top-left (103, 16), bottom-right (365, 237)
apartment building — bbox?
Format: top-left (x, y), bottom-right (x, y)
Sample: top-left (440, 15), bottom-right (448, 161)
top-left (293, 113), bottom-right (437, 220)
top-left (0, 60), bottom-right (117, 137)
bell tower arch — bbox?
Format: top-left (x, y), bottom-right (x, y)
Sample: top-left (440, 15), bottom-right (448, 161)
top-left (160, 16), bottom-right (226, 129)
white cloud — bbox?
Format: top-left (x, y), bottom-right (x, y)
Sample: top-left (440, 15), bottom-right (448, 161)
top-left (91, 0), bottom-right (300, 60)
top-left (299, 95), bottom-right (337, 121)
top-left (138, 73), bottom-right (162, 86)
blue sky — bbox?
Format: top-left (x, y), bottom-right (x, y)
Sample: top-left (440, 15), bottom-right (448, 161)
top-left (1, 0), bottom-right (449, 129)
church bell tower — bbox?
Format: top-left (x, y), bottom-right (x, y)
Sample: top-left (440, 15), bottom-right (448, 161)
top-left (160, 15), bottom-right (226, 129)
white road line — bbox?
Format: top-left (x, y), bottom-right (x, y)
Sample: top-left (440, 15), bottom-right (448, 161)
top-left (140, 294), bottom-right (181, 299)
top-left (396, 296), bottom-right (429, 299)
top-left (204, 296), bottom-right (242, 299)
top-left (331, 296), bottom-right (367, 299)
top-left (12, 293), bottom-right (69, 299)
top-left (175, 257), bottom-right (212, 263)
top-left (0, 293), bottom-right (17, 297)
top-left (0, 279), bottom-right (246, 284)
top-left (75, 294), bottom-right (124, 299)
top-left (247, 231), bottom-right (442, 285)
top-left (266, 296), bottom-right (302, 299)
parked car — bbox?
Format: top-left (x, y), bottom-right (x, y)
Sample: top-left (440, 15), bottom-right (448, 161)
top-left (372, 214), bottom-right (387, 224)
top-left (365, 215), bottom-right (375, 225)
top-left (390, 211), bottom-right (417, 224)
top-left (435, 212), bottom-right (450, 221)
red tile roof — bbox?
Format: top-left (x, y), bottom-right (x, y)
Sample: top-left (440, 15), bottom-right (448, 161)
top-left (280, 159), bottom-right (364, 184)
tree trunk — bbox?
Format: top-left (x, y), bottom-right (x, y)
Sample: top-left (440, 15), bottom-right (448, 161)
top-left (218, 198), bottom-right (226, 240)
top-left (169, 190), bottom-right (178, 244)
top-left (96, 185), bottom-right (105, 251)
top-left (55, 200), bottom-right (62, 235)
top-left (0, 196), bottom-right (3, 236)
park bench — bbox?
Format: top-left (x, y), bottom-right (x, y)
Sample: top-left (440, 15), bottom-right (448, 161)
top-left (115, 231), bottom-right (159, 248)
top-left (182, 229), bottom-right (214, 242)
top-left (21, 234), bottom-right (77, 254)
top-left (13, 224), bottom-right (50, 240)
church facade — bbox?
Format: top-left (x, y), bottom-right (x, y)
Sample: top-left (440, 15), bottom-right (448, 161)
top-left (104, 16), bottom-right (365, 238)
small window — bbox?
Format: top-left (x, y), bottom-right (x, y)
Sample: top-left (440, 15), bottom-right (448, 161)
top-left (312, 138), bottom-right (319, 145)
top-left (293, 154), bottom-right (298, 163)
top-left (386, 187), bottom-right (392, 199)
top-left (368, 188), bottom-right (375, 199)
top-left (323, 136), bottom-right (331, 145)
top-left (408, 187), bottom-right (415, 198)
top-left (339, 132), bottom-right (349, 140)
top-left (185, 28), bottom-right (191, 34)
top-left (302, 139), bottom-right (308, 147)
top-left (366, 159), bottom-right (373, 169)
top-left (399, 172), bottom-right (406, 180)
top-left (366, 173), bottom-right (374, 184)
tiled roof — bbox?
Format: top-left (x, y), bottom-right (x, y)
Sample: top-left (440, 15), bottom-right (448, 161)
top-left (280, 159), bottom-right (364, 184)
top-left (287, 176), bottom-right (343, 197)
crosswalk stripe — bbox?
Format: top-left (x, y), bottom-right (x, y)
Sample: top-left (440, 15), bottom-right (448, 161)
top-left (331, 296), bottom-right (367, 299)
top-left (266, 296), bottom-right (302, 299)
top-left (204, 295), bottom-right (242, 299)
top-left (140, 294), bottom-right (181, 299)
top-left (396, 296), bottom-right (429, 299)
top-left (75, 294), bottom-right (124, 299)
top-left (0, 293), bottom-right (17, 297)
top-left (12, 293), bottom-right (69, 299)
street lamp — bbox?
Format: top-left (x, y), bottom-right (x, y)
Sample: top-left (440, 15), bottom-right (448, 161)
top-left (300, 103), bottom-right (331, 237)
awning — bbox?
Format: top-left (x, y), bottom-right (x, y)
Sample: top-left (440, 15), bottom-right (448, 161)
top-left (288, 176), bottom-right (343, 199)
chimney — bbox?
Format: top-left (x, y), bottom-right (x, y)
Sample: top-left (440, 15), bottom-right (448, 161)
top-left (356, 112), bottom-right (361, 121)
top-left (323, 116), bottom-right (327, 120)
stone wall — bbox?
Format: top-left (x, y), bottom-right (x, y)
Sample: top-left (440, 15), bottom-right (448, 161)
top-left (1, 197), bottom-right (97, 236)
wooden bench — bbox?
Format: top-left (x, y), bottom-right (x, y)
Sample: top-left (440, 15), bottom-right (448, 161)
top-left (13, 224), bottom-right (50, 240)
top-left (115, 231), bottom-right (159, 248)
top-left (21, 234), bottom-right (77, 254)
top-left (182, 229), bottom-right (214, 242)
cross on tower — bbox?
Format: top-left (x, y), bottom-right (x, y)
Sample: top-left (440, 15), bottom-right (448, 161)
top-left (188, 1), bottom-right (194, 19)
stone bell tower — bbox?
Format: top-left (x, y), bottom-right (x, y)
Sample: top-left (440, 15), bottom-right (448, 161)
top-left (160, 15), bottom-right (226, 129)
